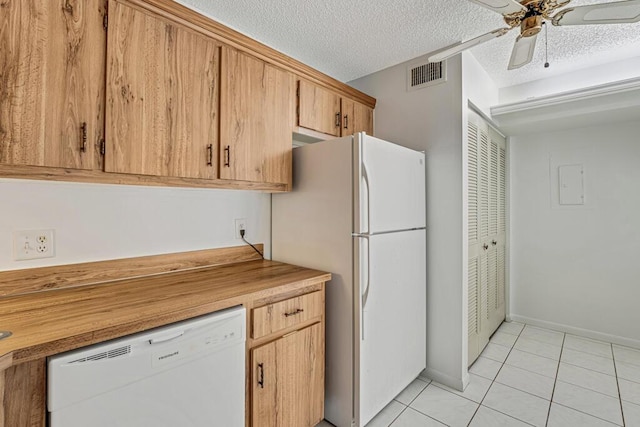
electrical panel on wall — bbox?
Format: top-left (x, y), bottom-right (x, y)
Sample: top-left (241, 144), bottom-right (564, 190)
top-left (558, 164), bottom-right (585, 205)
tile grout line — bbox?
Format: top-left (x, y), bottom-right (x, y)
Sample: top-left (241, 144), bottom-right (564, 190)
top-left (551, 401), bottom-right (623, 426)
top-left (386, 379), bottom-right (429, 427)
top-left (612, 343), bottom-right (626, 427)
top-left (559, 359), bottom-right (617, 377)
top-left (465, 322), bottom-right (526, 427)
top-left (544, 331), bottom-right (566, 427)
top-left (550, 338), bottom-right (625, 426)
top-left (385, 403), bottom-right (407, 427)
top-left (398, 404), bottom-right (449, 427)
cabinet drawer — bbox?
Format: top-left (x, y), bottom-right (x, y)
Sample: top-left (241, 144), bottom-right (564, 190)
top-left (252, 291), bottom-right (323, 339)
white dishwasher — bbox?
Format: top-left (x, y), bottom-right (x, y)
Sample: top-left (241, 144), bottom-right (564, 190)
top-left (48, 306), bottom-right (245, 427)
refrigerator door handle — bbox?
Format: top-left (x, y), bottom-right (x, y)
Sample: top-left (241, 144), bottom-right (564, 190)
top-left (362, 163), bottom-right (370, 235)
top-left (360, 235), bottom-right (371, 340)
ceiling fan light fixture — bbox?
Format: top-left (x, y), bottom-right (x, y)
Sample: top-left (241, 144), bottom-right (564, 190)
top-left (521, 15), bottom-right (544, 37)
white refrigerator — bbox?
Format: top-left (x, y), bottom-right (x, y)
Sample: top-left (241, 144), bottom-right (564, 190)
top-left (272, 133), bottom-right (426, 427)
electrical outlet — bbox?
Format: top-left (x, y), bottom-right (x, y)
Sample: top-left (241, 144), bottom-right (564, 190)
top-left (234, 218), bottom-right (247, 239)
top-left (13, 229), bottom-right (55, 260)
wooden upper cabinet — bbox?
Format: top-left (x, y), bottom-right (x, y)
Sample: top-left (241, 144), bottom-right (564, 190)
top-left (351, 100), bottom-right (374, 136)
top-left (0, 0), bottom-right (106, 169)
top-left (341, 98), bottom-right (374, 137)
top-left (340, 97), bottom-right (355, 136)
top-left (105, 1), bottom-right (220, 179)
top-left (299, 81), bottom-right (373, 138)
top-left (220, 48), bottom-right (295, 186)
top-left (298, 81), bottom-right (341, 137)
top-left (251, 322), bottom-right (324, 427)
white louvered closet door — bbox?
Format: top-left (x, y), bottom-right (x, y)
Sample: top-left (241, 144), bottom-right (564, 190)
top-left (468, 110), bottom-right (507, 366)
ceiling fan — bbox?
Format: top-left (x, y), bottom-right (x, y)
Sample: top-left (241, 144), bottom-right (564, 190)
top-left (428, 0), bottom-right (640, 70)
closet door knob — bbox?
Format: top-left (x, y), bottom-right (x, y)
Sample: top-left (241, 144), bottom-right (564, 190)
top-left (483, 243), bottom-right (489, 250)
top-left (492, 240), bottom-right (497, 246)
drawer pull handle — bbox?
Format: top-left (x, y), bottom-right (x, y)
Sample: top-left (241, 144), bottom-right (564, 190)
top-left (257, 363), bottom-right (264, 388)
top-left (284, 308), bottom-right (304, 317)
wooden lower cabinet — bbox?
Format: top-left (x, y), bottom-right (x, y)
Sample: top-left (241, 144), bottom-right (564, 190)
top-left (251, 322), bottom-right (324, 427)
top-left (1, 359), bottom-right (47, 427)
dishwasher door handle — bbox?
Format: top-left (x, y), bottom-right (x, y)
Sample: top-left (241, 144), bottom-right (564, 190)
top-left (148, 331), bottom-right (185, 345)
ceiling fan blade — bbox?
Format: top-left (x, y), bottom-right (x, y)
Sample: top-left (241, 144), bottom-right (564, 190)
top-left (553, 0), bottom-right (640, 25)
top-left (508, 34), bottom-right (538, 70)
top-left (467, 0), bottom-right (527, 15)
top-left (428, 28), bottom-right (511, 63)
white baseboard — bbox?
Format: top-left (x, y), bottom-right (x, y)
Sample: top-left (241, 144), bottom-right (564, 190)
top-left (510, 314), bottom-right (640, 350)
top-left (420, 368), bottom-right (468, 392)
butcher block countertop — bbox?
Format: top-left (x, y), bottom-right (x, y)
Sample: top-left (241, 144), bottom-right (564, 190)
top-left (0, 246), bottom-right (330, 367)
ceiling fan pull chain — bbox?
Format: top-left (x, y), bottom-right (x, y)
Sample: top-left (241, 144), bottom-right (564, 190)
top-left (544, 21), bottom-right (550, 68)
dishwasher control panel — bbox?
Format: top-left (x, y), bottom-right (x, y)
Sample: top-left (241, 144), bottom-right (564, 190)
top-left (151, 315), bottom-right (244, 367)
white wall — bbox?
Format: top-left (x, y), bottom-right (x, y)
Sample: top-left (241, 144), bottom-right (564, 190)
top-left (509, 120), bottom-right (640, 347)
top-left (0, 179), bottom-right (271, 271)
top-left (350, 55), bottom-right (468, 389)
top-left (462, 52), bottom-right (499, 118)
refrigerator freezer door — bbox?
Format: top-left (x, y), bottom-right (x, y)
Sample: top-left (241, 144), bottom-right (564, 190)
top-left (356, 134), bottom-right (426, 234)
top-left (357, 229), bottom-right (426, 426)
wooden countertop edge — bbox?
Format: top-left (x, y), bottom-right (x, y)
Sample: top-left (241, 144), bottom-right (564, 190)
top-left (2, 271), bottom-right (331, 366)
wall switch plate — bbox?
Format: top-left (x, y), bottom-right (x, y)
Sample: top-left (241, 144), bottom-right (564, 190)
top-left (13, 229), bottom-right (55, 260)
top-left (234, 218), bottom-right (247, 239)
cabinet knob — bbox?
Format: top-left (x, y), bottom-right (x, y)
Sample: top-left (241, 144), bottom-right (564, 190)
top-left (344, 115), bottom-right (349, 129)
top-left (492, 240), bottom-right (497, 246)
top-left (483, 243), bottom-right (489, 250)
top-left (335, 112), bottom-right (341, 128)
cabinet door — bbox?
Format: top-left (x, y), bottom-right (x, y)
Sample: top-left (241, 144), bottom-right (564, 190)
top-left (341, 98), bottom-right (374, 137)
top-left (220, 48), bottom-right (294, 185)
top-left (252, 323), bottom-right (324, 427)
top-left (298, 81), bottom-right (341, 137)
top-left (341, 98), bottom-right (355, 136)
top-left (352, 101), bottom-right (374, 136)
top-left (0, 0), bottom-right (106, 169)
top-left (105, 1), bottom-right (220, 179)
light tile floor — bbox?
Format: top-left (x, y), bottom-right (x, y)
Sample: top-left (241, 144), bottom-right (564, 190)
top-left (317, 321), bottom-right (640, 426)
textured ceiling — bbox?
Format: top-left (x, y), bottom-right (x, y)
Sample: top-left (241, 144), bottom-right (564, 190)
top-left (181, 0), bottom-right (640, 88)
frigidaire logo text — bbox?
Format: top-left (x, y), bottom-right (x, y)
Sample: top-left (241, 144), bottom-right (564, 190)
top-left (159, 351), bottom-right (179, 360)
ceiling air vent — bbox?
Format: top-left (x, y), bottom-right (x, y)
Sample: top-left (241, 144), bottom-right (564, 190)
top-left (407, 60), bottom-right (447, 91)
top-left (68, 345), bottom-right (132, 364)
